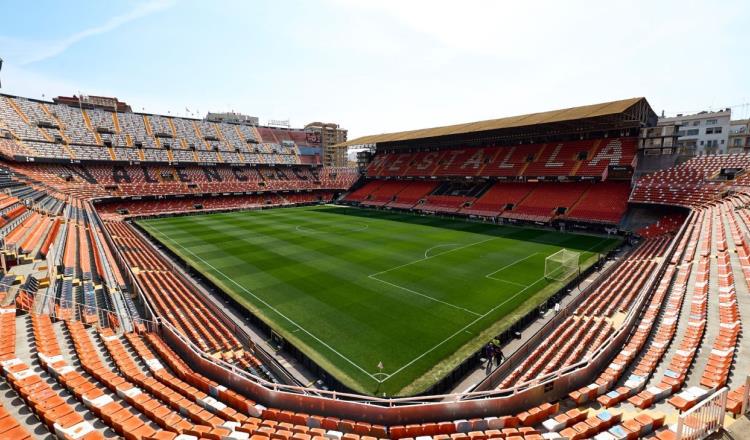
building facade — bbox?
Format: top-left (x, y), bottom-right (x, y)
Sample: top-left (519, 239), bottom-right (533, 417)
top-left (304, 122), bottom-right (348, 167)
top-left (658, 109), bottom-right (731, 155)
top-left (640, 121), bottom-right (680, 155)
top-left (729, 119), bottom-right (750, 153)
top-left (206, 111), bottom-right (259, 126)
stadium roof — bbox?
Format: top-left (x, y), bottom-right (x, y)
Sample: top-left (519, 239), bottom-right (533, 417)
top-left (337, 97), bottom-right (653, 147)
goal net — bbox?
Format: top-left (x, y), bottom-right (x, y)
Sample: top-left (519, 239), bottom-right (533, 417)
top-left (544, 249), bottom-right (580, 282)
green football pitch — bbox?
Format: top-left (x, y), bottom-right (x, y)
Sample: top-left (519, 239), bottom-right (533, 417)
top-left (137, 205), bottom-right (620, 396)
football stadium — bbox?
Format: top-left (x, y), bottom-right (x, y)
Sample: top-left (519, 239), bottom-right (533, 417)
top-left (1, 2), bottom-right (749, 439)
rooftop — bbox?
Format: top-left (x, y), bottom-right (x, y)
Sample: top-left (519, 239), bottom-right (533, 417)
top-left (336, 97), bottom-right (653, 148)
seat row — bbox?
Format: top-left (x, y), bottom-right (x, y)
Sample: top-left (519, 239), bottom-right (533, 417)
top-left (366, 138), bottom-right (637, 179)
top-left (4, 162), bottom-right (356, 200)
top-left (94, 192), bottom-right (333, 220)
top-left (0, 94), bottom-right (324, 166)
top-left (631, 153), bottom-right (750, 207)
top-left (347, 180), bottom-right (631, 225)
top-left (498, 236), bottom-right (669, 390)
top-left (104, 220), bottom-right (276, 381)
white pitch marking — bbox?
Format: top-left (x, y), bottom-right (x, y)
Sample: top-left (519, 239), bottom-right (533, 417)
top-left (485, 252), bottom-right (540, 280)
top-left (379, 275), bottom-right (547, 382)
top-left (370, 236), bottom-right (498, 278)
top-left (367, 237), bottom-right (500, 317)
top-left (424, 243), bottom-right (459, 259)
top-left (368, 275), bottom-right (482, 317)
top-left (146, 224), bottom-right (383, 382)
top-left (295, 222), bottom-right (369, 234)
top-left (378, 236), bottom-right (616, 382)
top-left (487, 278), bottom-right (529, 287)
top-left (149, 217), bottom-right (616, 386)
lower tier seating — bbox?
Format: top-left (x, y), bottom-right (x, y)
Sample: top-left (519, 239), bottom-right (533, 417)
top-left (348, 180), bottom-right (631, 225)
top-left (94, 192), bottom-right (333, 219)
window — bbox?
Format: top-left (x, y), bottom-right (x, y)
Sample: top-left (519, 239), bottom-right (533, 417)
top-left (686, 129), bottom-right (699, 136)
top-left (715, 127), bottom-right (722, 134)
top-left (735, 139), bottom-right (742, 146)
top-left (693, 120), bottom-right (701, 126)
top-left (706, 119), bottom-right (718, 125)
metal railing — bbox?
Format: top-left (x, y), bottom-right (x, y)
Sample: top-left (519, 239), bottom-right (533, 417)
top-left (743, 374), bottom-right (750, 416)
top-left (676, 387), bottom-right (727, 440)
top-left (86, 201), bottom-right (698, 423)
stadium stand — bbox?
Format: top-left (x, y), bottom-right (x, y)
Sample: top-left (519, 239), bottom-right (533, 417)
top-left (2, 93), bottom-right (750, 438)
top-left (563, 181), bottom-right (631, 224)
top-left (348, 180), bottom-right (630, 225)
top-left (2, 163), bottom-right (356, 199)
top-left (347, 135), bottom-right (639, 225)
top-left (458, 182), bottom-right (533, 217)
top-left (630, 153), bottom-right (750, 207)
top-left (364, 138), bottom-right (637, 180)
top-left (498, 236), bottom-right (670, 388)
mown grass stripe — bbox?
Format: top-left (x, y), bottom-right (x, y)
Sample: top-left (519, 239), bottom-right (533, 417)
top-left (138, 205), bottom-right (619, 395)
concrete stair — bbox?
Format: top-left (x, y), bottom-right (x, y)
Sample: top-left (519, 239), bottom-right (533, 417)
top-left (55, 320), bottom-right (158, 431)
top-left (15, 314), bottom-right (119, 438)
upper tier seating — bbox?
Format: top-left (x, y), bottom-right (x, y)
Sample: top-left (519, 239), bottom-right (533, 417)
top-left (256, 126), bottom-right (308, 148)
top-left (631, 153), bottom-right (750, 207)
top-left (0, 94), bottom-right (310, 166)
top-left (366, 138), bottom-right (637, 179)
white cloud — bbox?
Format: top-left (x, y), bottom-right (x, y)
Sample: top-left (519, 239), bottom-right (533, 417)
top-left (1, 0), bottom-right (748, 139)
top-left (1, 0), bottom-right (175, 66)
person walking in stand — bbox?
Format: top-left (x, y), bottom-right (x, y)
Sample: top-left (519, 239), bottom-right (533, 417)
top-left (484, 343), bottom-right (494, 374)
top-left (493, 345), bottom-right (504, 366)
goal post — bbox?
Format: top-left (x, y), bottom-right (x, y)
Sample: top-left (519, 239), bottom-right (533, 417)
top-left (544, 249), bottom-right (580, 282)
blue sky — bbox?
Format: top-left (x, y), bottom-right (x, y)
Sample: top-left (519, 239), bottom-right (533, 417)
top-left (1, 0), bottom-right (749, 138)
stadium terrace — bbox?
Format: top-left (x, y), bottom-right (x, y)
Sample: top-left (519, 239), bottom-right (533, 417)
top-left (0, 92), bottom-right (748, 440)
